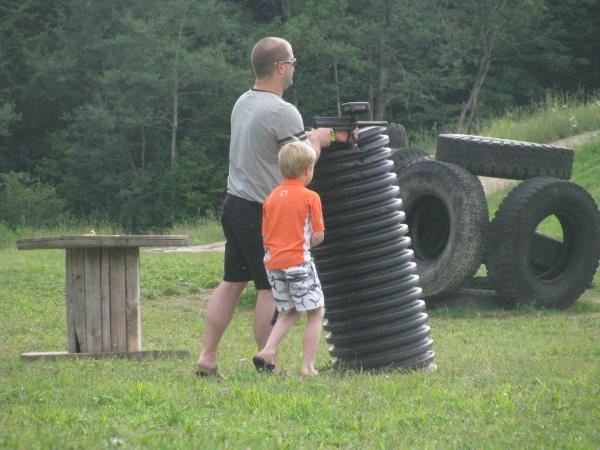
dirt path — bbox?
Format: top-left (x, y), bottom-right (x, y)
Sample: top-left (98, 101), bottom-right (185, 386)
top-left (145, 241), bottom-right (226, 253)
top-left (148, 130), bottom-right (599, 254)
top-left (479, 130), bottom-right (599, 196)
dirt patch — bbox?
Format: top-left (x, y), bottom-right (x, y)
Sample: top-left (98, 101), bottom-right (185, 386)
top-left (145, 241), bottom-right (225, 254)
top-left (151, 291), bottom-right (212, 313)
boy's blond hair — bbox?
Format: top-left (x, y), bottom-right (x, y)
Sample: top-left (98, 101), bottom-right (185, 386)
top-left (278, 140), bottom-right (316, 179)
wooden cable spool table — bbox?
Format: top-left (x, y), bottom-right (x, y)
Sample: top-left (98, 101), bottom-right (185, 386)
top-left (16, 235), bottom-right (190, 360)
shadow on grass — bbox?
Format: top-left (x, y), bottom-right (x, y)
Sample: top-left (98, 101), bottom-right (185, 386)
top-left (425, 287), bottom-right (600, 320)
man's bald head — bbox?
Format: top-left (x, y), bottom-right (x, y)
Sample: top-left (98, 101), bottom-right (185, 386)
top-left (251, 37), bottom-right (292, 79)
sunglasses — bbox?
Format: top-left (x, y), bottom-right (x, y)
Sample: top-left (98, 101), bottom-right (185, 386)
top-left (274, 58), bottom-right (297, 67)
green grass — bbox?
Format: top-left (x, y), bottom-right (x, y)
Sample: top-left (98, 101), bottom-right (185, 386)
top-left (2, 244), bottom-right (600, 449)
top-left (482, 93), bottom-right (600, 143)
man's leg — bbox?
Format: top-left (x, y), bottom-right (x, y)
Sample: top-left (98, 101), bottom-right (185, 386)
top-left (254, 289), bottom-right (276, 349)
top-left (197, 280), bottom-right (247, 369)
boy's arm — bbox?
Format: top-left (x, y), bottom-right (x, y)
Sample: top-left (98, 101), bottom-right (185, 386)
top-left (309, 192), bottom-right (325, 248)
top-left (310, 231), bottom-right (324, 248)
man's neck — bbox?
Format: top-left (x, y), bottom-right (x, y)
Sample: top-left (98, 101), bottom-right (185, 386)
top-left (253, 78), bottom-right (283, 96)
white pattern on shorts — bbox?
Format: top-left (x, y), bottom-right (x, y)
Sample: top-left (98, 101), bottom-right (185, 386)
top-left (267, 260), bottom-right (324, 312)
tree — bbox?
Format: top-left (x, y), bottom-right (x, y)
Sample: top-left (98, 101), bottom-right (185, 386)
top-left (430, 0), bottom-right (549, 131)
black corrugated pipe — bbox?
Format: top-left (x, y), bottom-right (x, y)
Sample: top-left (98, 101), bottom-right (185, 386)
top-left (310, 104), bottom-right (434, 371)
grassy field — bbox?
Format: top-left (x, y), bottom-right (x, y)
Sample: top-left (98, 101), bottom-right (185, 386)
top-left (2, 105), bottom-right (600, 448)
top-left (2, 241), bottom-right (600, 448)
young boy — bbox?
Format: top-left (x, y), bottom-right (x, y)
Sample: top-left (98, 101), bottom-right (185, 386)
top-left (253, 139), bottom-right (326, 377)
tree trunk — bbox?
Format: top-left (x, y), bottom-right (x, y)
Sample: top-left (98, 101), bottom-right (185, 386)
top-left (170, 87), bottom-right (178, 168)
top-left (140, 125), bottom-right (145, 169)
top-left (374, 0), bottom-right (393, 120)
top-left (170, 6), bottom-right (189, 169)
top-left (333, 60), bottom-right (341, 117)
top-left (458, 30), bottom-right (497, 132)
top-left (281, 0), bottom-right (291, 21)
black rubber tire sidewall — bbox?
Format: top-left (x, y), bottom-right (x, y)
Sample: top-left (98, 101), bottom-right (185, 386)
top-left (436, 134), bottom-right (574, 180)
top-left (397, 159), bottom-right (488, 298)
top-left (487, 177), bottom-right (600, 308)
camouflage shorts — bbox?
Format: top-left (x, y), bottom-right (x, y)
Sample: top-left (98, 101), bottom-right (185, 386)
top-left (266, 260), bottom-right (325, 312)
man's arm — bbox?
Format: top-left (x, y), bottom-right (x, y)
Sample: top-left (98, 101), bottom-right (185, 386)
top-left (307, 127), bottom-right (360, 159)
top-left (306, 128), bottom-right (334, 160)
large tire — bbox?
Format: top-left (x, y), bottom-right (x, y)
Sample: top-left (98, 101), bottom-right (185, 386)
top-left (397, 160), bottom-right (488, 298)
top-left (387, 122), bottom-right (409, 149)
top-left (487, 177), bottom-right (600, 308)
top-left (436, 134), bottom-right (574, 180)
top-left (390, 148), bottom-right (432, 174)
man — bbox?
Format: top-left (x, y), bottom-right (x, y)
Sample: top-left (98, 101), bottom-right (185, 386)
top-left (195, 37), bottom-right (348, 377)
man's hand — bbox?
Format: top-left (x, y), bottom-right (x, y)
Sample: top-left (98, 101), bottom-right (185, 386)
top-left (334, 127), bottom-right (359, 147)
top-left (307, 127), bottom-right (334, 160)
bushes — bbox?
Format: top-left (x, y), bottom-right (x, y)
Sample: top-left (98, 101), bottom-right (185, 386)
top-left (0, 172), bottom-right (66, 229)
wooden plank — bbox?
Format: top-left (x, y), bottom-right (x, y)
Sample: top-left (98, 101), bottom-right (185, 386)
top-left (100, 248), bottom-right (112, 352)
top-left (84, 248), bottom-right (103, 353)
top-left (21, 350), bottom-right (190, 361)
top-left (125, 247), bottom-right (141, 351)
top-left (65, 250), bottom-right (77, 353)
top-left (109, 248), bottom-right (127, 352)
top-left (70, 248), bottom-right (87, 352)
top-left (17, 235), bottom-right (188, 250)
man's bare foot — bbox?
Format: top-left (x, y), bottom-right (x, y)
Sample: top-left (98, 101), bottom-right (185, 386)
top-left (194, 362), bottom-right (222, 378)
top-left (299, 367), bottom-right (319, 377)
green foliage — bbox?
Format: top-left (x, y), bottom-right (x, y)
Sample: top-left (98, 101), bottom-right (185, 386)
top-left (0, 100), bottom-right (21, 136)
top-left (1, 0), bottom-right (600, 229)
top-left (0, 172), bottom-right (65, 229)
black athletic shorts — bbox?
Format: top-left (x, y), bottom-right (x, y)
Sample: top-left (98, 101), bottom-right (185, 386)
top-left (220, 194), bottom-right (271, 290)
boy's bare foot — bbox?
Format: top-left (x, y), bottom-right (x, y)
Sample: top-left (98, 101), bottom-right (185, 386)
top-left (299, 367), bottom-right (319, 377)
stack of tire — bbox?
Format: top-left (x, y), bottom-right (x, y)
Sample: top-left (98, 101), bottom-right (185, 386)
top-left (390, 130), bottom-right (600, 309)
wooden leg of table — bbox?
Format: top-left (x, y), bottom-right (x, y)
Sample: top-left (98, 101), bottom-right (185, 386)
top-left (66, 248), bottom-right (87, 352)
top-left (84, 248), bottom-right (103, 353)
top-left (125, 248), bottom-right (141, 351)
top-left (65, 250), bottom-right (77, 353)
top-left (100, 248), bottom-right (111, 352)
top-left (109, 248), bottom-right (127, 352)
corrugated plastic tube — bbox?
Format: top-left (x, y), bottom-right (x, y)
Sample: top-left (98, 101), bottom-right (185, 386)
top-left (311, 125), bottom-right (435, 371)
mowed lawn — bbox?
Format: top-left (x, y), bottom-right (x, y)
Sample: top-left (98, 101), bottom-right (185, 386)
top-left (2, 139), bottom-right (600, 449)
top-left (1, 244), bottom-right (599, 449)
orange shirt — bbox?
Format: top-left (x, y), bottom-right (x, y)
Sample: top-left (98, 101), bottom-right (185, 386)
top-left (262, 179), bottom-right (325, 270)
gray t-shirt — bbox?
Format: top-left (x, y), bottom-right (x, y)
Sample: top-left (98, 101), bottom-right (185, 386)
top-left (227, 89), bottom-right (307, 203)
